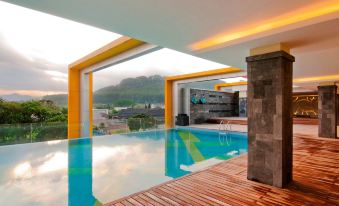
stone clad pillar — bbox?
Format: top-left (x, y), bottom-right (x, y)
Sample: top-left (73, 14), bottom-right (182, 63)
top-left (318, 85), bottom-right (337, 138)
top-left (246, 50), bottom-right (294, 188)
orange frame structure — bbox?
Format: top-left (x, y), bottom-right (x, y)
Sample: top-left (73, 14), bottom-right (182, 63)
top-left (68, 37), bottom-right (146, 139)
top-left (214, 81), bottom-right (248, 91)
top-left (68, 37), bottom-right (243, 138)
top-left (164, 67), bottom-right (242, 128)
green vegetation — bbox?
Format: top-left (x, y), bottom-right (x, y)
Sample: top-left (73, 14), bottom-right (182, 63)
top-left (0, 99), bottom-right (68, 145)
top-left (94, 75), bottom-right (164, 104)
top-left (0, 122), bottom-right (67, 145)
top-left (42, 75), bottom-right (164, 106)
top-left (0, 99), bottom-right (67, 124)
top-left (0, 75), bottom-right (165, 145)
top-left (115, 99), bottom-right (135, 107)
top-left (43, 94), bottom-right (68, 106)
top-left (108, 108), bottom-right (118, 119)
top-left (127, 113), bottom-right (156, 131)
top-left (42, 75), bottom-right (165, 106)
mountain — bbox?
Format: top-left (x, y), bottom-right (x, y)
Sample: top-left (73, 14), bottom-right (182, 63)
top-left (0, 93), bottom-right (39, 102)
top-left (94, 75), bottom-right (164, 104)
top-left (43, 94), bottom-right (68, 106)
top-left (42, 75), bottom-right (165, 106)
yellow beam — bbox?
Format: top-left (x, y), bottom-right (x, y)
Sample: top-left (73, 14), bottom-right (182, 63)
top-left (214, 82), bottom-right (248, 91)
top-left (166, 67), bottom-right (241, 81)
top-left (69, 37), bottom-right (146, 70)
top-left (294, 75), bottom-right (339, 83)
top-left (68, 37), bottom-right (146, 139)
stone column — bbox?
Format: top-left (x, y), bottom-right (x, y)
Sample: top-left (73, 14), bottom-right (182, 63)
top-left (318, 85), bottom-right (337, 138)
top-left (246, 51), bottom-right (294, 188)
top-left (233, 91), bottom-right (240, 116)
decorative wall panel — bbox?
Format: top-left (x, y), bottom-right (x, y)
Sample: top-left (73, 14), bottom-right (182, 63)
top-left (292, 94), bottom-right (318, 118)
top-left (189, 89), bottom-right (238, 124)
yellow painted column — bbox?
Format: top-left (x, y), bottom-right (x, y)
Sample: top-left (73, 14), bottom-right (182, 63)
top-left (68, 69), bottom-right (93, 139)
top-left (164, 79), bottom-right (173, 128)
top-left (68, 68), bottom-right (81, 139)
top-left (88, 72), bottom-right (93, 138)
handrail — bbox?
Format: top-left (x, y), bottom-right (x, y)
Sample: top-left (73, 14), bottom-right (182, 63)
top-left (218, 120), bottom-right (232, 145)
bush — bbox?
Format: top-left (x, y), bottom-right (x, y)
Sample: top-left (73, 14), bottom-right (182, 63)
top-left (127, 114), bottom-right (156, 131)
top-left (0, 100), bottom-right (67, 124)
top-left (0, 123), bottom-right (67, 145)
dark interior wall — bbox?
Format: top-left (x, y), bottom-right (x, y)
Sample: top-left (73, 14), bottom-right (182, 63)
top-left (231, 92), bottom-right (319, 119)
top-left (189, 89), bottom-right (238, 124)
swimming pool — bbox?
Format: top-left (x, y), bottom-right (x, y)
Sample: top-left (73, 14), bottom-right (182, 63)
top-left (0, 127), bottom-right (247, 206)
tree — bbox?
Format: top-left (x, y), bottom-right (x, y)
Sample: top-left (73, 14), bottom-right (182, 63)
top-left (108, 108), bottom-right (118, 119)
top-left (115, 99), bottom-right (135, 107)
top-left (127, 113), bottom-right (156, 131)
top-left (0, 99), bottom-right (68, 145)
top-left (0, 101), bottom-right (24, 124)
top-left (0, 99), bottom-right (67, 124)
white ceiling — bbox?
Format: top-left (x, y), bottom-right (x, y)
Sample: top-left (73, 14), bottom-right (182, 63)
top-left (4, 0), bottom-right (339, 90)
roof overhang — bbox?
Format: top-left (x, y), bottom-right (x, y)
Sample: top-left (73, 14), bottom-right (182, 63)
top-left (4, 0), bottom-right (339, 90)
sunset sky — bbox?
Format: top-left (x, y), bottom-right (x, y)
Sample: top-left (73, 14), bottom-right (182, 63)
top-left (0, 1), bottom-right (226, 97)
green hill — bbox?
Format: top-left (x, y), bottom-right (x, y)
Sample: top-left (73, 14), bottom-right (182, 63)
top-left (94, 75), bottom-right (164, 104)
top-left (43, 94), bottom-right (68, 106)
top-left (43, 75), bottom-right (165, 106)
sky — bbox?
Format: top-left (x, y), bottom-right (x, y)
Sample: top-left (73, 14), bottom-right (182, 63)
top-left (0, 1), bottom-right (226, 97)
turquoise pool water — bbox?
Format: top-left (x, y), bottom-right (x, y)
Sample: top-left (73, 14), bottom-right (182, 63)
top-left (0, 128), bottom-right (247, 206)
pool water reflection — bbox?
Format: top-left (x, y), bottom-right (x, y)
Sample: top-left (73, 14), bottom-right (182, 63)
top-left (0, 128), bottom-right (247, 206)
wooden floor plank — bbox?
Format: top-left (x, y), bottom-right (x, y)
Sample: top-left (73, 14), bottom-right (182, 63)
top-left (143, 192), bottom-right (174, 206)
top-left (148, 190), bottom-right (187, 206)
top-left (137, 194), bottom-right (161, 206)
top-left (106, 134), bottom-right (339, 206)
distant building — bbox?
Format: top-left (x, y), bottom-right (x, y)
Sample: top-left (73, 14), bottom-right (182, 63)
top-left (116, 108), bottom-right (164, 118)
top-left (151, 103), bottom-right (165, 109)
top-left (114, 107), bottom-right (128, 111)
top-left (93, 109), bottom-right (109, 120)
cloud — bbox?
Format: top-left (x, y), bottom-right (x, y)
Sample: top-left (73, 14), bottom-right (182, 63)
top-left (0, 1), bottom-right (120, 65)
top-left (0, 1), bottom-right (227, 96)
top-left (0, 1), bottom-right (119, 96)
top-left (93, 48), bottom-right (227, 90)
top-left (0, 34), bottom-right (68, 94)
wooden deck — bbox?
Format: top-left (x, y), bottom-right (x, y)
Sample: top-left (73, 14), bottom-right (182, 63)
top-left (209, 117), bottom-right (319, 125)
top-left (106, 134), bottom-right (339, 206)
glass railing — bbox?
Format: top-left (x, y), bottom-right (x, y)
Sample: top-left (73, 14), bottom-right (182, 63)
top-left (93, 117), bottom-right (165, 136)
top-left (0, 122), bottom-right (67, 146)
top-left (0, 117), bottom-right (165, 146)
